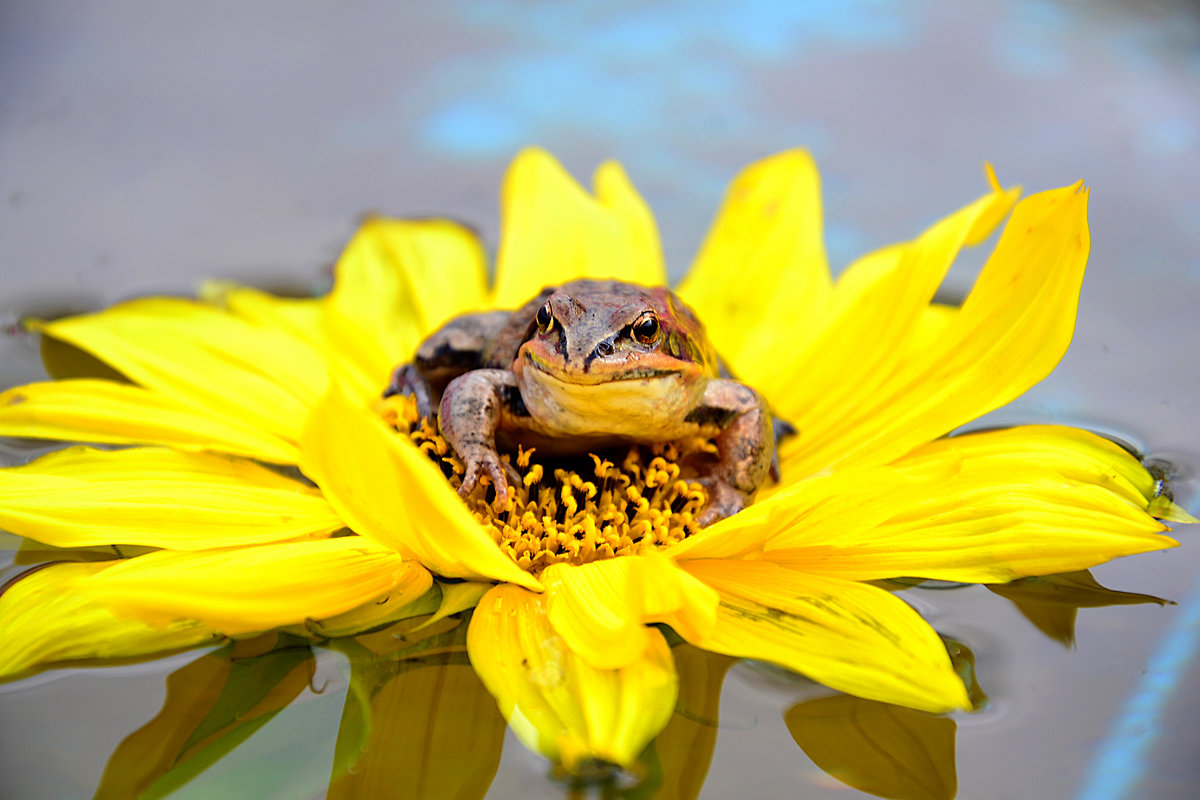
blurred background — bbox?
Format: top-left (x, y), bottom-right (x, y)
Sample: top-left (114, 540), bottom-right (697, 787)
top-left (1, 1), bottom-right (1197, 798)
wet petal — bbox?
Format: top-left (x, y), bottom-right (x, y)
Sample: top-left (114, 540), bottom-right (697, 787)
top-left (35, 299), bottom-right (329, 442)
top-left (81, 538), bottom-right (427, 635)
top-left (0, 446), bottom-right (344, 550)
top-left (492, 149), bottom-right (661, 308)
top-left (681, 560), bottom-right (970, 712)
top-left (0, 379), bottom-right (297, 463)
top-left (298, 584), bottom-right (443, 640)
top-left (467, 584), bottom-right (678, 769)
top-left (778, 182), bottom-right (1092, 479)
top-left (0, 562), bottom-right (220, 678)
top-left (298, 384), bottom-right (541, 590)
top-left (324, 217), bottom-right (489, 401)
top-left (678, 150), bottom-right (833, 380)
top-left (541, 553), bottom-right (718, 669)
top-left (764, 427), bottom-right (1179, 583)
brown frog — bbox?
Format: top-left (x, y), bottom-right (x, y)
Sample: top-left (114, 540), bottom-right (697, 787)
top-left (387, 279), bottom-right (785, 525)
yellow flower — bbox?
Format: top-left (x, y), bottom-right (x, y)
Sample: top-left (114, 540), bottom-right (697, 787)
top-left (0, 149), bottom-right (1189, 771)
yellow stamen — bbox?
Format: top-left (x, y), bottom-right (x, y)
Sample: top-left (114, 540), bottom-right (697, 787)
top-left (378, 395), bottom-right (710, 574)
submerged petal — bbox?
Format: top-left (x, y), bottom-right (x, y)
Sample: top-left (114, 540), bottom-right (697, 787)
top-left (764, 426), bottom-right (1178, 583)
top-left (682, 560), bottom-right (970, 712)
top-left (467, 584), bottom-right (677, 769)
top-left (299, 385), bottom-right (541, 590)
top-left (0, 562), bottom-right (219, 678)
top-left (678, 150), bottom-right (833, 380)
top-left (0, 446), bottom-right (344, 550)
top-left (81, 538), bottom-right (427, 635)
top-left (0, 380), bottom-right (297, 463)
top-left (541, 553), bottom-right (718, 670)
top-left (35, 299), bottom-right (329, 442)
top-left (492, 148), bottom-right (662, 308)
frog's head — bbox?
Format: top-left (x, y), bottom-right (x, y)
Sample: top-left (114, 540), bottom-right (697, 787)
top-left (515, 280), bottom-right (719, 387)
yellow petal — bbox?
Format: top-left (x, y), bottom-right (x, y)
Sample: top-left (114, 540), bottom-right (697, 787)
top-left (201, 281), bottom-right (328, 350)
top-left (593, 160), bottom-right (667, 285)
top-left (298, 582), bottom-right (442, 640)
top-left (0, 379), bottom-right (297, 463)
top-left (36, 299), bottom-right (329, 442)
top-left (0, 446), bottom-right (344, 550)
top-left (763, 178), bottom-right (1017, 428)
top-left (94, 636), bottom-right (314, 800)
top-left (780, 182), bottom-right (1090, 478)
top-left (298, 384), bottom-right (541, 590)
top-left (764, 427), bottom-right (1179, 583)
top-left (541, 553), bottom-right (717, 669)
top-left (678, 150), bottom-right (833, 381)
top-left (681, 560), bottom-right (970, 712)
top-left (81, 538), bottom-right (426, 635)
top-left (329, 622), bottom-right (505, 800)
top-left (324, 217), bottom-right (490, 402)
top-left (0, 562), bottom-right (219, 678)
top-left (467, 584), bottom-right (678, 769)
top-left (492, 148), bottom-right (661, 308)
top-left (785, 695), bottom-right (958, 800)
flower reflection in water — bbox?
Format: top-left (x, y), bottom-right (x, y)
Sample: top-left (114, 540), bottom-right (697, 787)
top-left (83, 569), bottom-right (1162, 800)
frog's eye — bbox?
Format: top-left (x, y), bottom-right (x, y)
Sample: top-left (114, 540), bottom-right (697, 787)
top-left (632, 312), bottom-right (660, 346)
top-left (535, 301), bottom-right (555, 333)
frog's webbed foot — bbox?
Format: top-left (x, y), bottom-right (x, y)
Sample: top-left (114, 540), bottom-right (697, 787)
top-left (384, 363), bottom-right (435, 419)
top-left (695, 477), bottom-right (751, 527)
top-left (458, 445), bottom-right (522, 506)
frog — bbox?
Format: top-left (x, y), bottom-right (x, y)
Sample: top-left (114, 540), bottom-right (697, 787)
top-left (386, 279), bottom-right (788, 525)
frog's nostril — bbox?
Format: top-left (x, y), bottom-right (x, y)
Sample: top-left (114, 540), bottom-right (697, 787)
top-left (594, 341), bottom-right (615, 358)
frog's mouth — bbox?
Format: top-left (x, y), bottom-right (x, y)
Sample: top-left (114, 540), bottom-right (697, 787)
top-left (521, 349), bottom-right (685, 386)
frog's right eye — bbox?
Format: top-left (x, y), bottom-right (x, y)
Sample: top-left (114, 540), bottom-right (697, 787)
top-left (535, 301), bottom-right (555, 333)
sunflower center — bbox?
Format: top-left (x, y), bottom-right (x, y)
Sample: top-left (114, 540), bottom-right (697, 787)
top-left (378, 395), bottom-right (710, 574)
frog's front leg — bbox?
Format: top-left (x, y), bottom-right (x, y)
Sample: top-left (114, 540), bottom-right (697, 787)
top-left (385, 310), bottom-right (512, 417)
top-left (692, 380), bottom-right (774, 526)
top-left (438, 369), bottom-right (527, 505)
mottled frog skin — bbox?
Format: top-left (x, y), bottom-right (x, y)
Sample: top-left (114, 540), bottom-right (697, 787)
top-left (387, 279), bottom-right (785, 525)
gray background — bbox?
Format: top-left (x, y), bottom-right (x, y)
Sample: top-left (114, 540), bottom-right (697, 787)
top-left (1, 2), bottom-right (1197, 798)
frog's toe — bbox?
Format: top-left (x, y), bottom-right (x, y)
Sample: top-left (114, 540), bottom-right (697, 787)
top-left (695, 479), bottom-right (748, 527)
top-left (459, 450), bottom-right (512, 506)
top-left (385, 363), bottom-right (434, 418)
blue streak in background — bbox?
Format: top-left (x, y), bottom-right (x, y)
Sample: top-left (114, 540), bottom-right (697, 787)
top-left (1075, 570), bottom-right (1200, 800)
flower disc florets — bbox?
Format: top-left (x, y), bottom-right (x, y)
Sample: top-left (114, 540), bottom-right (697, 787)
top-left (378, 395), bottom-right (710, 573)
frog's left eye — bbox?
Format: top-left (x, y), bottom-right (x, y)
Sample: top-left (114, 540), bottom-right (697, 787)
top-left (632, 312), bottom-right (661, 345)
top-left (535, 301), bottom-right (555, 333)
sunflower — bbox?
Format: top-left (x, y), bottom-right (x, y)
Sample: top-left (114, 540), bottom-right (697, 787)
top-left (0, 149), bottom-right (1189, 770)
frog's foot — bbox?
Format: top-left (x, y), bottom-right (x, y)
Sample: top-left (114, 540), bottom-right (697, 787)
top-left (459, 446), bottom-right (522, 507)
top-left (695, 478), bottom-right (750, 527)
top-left (384, 363), bottom-right (434, 418)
